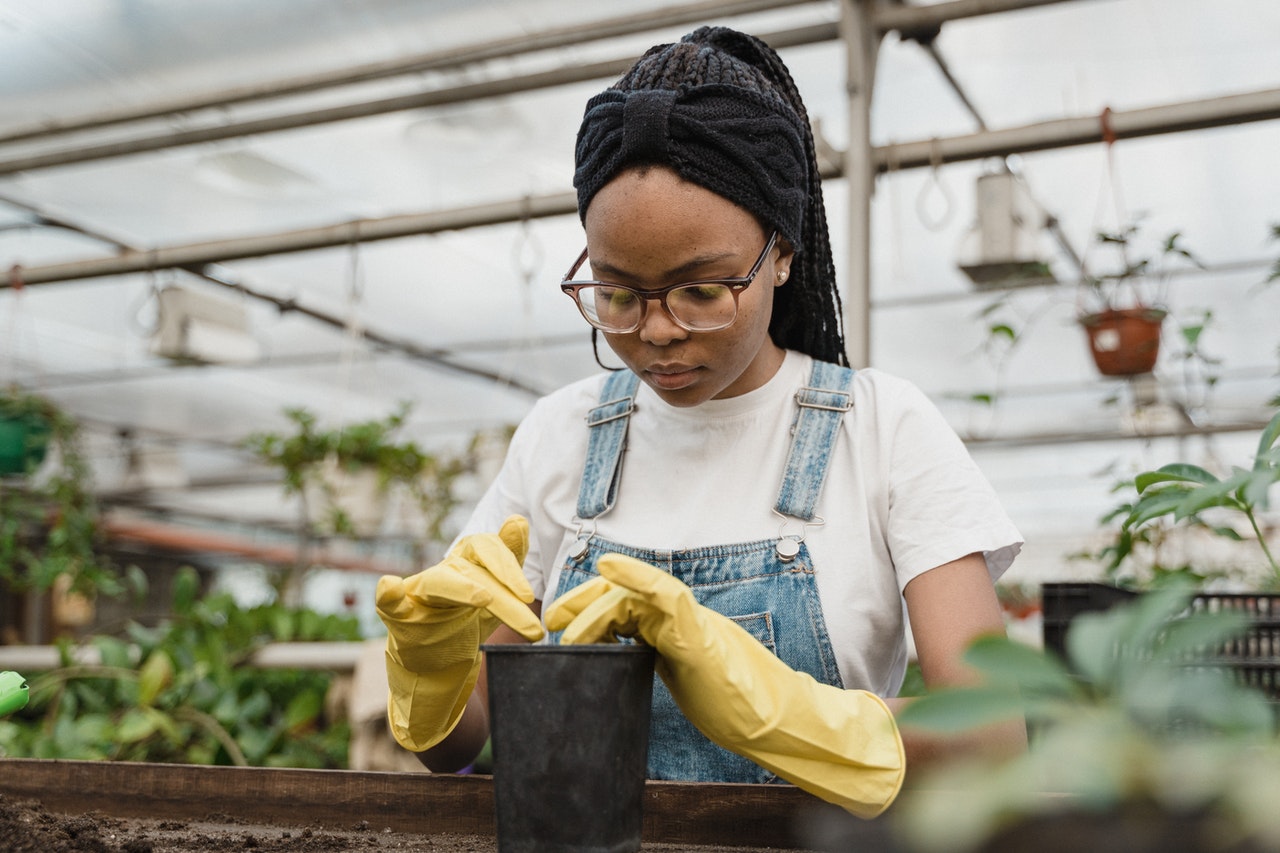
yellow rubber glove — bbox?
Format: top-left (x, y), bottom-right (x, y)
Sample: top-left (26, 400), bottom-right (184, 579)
top-left (376, 515), bottom-right (544, 753)
top-left (544, 554), bottom-right (906, 818)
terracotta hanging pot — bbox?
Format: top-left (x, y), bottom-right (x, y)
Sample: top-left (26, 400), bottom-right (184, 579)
top-left (1078, 306), bottom-right (1167, 377)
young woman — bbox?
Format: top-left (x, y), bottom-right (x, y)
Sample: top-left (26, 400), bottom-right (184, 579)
top-left (376, 26), bottom-right (1023, 818)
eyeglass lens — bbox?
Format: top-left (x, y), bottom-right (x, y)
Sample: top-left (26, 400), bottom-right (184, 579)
top-left (578, 283), bottom-right (737, 332)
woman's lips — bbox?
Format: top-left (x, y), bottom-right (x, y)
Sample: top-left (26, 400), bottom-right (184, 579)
top-left (645, 364), bottom-right (700, 390)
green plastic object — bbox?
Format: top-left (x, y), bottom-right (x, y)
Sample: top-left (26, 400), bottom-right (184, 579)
top-left (0, 671), bottom-right (29, 715)
top-left (0, 414), bottom-right (51, 475)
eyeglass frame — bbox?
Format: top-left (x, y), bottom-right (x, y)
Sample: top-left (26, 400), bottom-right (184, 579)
top-left (560, 230), bottom-right (780, 334)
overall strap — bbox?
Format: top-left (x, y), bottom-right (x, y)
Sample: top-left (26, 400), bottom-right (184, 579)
top-left (774, 360), bottom-right (855, 521)
top-left (576, 370), bottom-right (641, 520)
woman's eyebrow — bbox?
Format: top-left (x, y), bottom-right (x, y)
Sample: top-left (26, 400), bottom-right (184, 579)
top-left (589, 249), bottom-right (741, 283)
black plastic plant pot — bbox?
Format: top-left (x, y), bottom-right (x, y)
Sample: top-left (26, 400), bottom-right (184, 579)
top-left (482, 643), bottom-right (656, 853)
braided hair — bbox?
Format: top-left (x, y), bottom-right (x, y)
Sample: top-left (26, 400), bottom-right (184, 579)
top-left (573, 26), bottom-right (847, 366)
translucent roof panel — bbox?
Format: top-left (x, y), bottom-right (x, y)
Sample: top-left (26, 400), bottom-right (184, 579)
top-left (2, 0), bottom-right (1278, 582)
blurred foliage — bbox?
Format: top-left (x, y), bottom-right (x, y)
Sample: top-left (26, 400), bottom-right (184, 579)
top-left (0, 566), bottom-right (360, 768)
top-left (0, 388), bottom-right (122, 596)
top-left (893, 582), bottom-right (1280, 852)
top-left (242, 402), bottom-right (497, 542)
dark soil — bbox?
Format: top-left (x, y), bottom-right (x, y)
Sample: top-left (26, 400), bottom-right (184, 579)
top-left (0, 794), bottom-right (813, 853)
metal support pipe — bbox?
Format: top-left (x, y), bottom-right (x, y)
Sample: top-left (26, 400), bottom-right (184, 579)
top-left (0, 0), bottom-right (1080, 151)
top-left (0, 23), bottom-right (839, 177)
top-left (0, 0), bottom-right (821, 146)
top-left (0, 642), bottom-right (366, 672)
top-left (0, 0), bottom-right (1092, 177)
top-left (6, 191), bottom-right (576, 286)
top-left (840, 0), bottom-right (884, 369)
top-left (873, 0), bottom-right (1100, 32)
top-left (8, 88), bottom-right (1276, 290)
top-left (874, 87), bottom-right (1280, 171)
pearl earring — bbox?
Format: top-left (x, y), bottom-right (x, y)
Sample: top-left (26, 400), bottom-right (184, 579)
top-left (777, 270), bottom-right (788, 283)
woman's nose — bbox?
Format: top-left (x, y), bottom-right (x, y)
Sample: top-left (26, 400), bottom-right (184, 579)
top-left (636, 300), bottom-right (689, 346)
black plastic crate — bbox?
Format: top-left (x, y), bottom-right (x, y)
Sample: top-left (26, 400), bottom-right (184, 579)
top-left (1041, 582), bottom-right (1280, 701)
top-left (1041, 582), bottom-right (1138, 661)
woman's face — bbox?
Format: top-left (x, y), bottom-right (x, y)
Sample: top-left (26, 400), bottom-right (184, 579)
top-left (582, 166), bottom-right (792, 407)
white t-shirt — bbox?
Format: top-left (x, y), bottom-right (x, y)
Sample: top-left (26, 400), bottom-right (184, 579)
top-left (461, 350), bottom-right (1022, 695)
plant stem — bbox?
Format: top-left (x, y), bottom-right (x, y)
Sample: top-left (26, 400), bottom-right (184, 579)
top-left (175, 706), bottom-right (249, 766)
top-left (1244, 507), bottom-right (1280, 577)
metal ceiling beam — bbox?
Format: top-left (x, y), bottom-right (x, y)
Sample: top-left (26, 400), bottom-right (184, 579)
top-left (875, 0), bottom-right (1095, 31)
top-left (0, 0), bottom-right (821, 146)
top-left (0, 0), bottom-right (1091, 177)
top-left (6, 191), bottom-right (577, 285)
top-left (0, 193), bottom-right (549, 396)
top-left (0, 0), bottom-right (1085, 151)
top-left (7, 86), bottom-right (1278, 289)
top-left (875, 87), bottom-right (1280, 171)
top-left (0, 22), bottom-right (839, 177)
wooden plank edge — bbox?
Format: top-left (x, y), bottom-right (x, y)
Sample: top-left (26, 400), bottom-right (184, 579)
top-left (0, 760), bottom-right (894, 848)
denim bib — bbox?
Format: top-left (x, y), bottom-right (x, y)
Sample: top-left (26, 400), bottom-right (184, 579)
top-left (551, 361), bottom-right (854, 783)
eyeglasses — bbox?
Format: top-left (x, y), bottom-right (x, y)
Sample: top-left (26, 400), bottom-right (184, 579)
top-left (560, 231), bottom-right (779, 334)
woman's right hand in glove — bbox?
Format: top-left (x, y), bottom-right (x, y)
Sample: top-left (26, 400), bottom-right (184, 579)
top-left (376, 515), bottom-right (544, 753)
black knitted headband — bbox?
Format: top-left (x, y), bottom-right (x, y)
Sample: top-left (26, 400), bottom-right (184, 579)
top-left (573, 73), bottom-right (809, 251)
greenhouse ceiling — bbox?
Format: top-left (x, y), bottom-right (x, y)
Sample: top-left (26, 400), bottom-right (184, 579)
top-left (2, 0), bottom-right (1278, 579)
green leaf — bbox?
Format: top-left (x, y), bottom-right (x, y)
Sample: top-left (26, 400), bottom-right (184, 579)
top-left (284, 690), bottom-right (323, 732)
top-left (1241, 467), bottom-right (1279, 511)
top-left (1127, 584), bottom-right (1198, 643)
top-left (93, 635), bottom-right (134, 669)
top-left (72, 712), bottom-right (115, 746)
top-left (1066, 610), bottom-right (1128, 687)
top-left (1127, 487), bottom-right (1194, 528)
top-left (988, 323), bottom-right (1017, 342)
top-left (1255, 410), bottom-right (1280, 465)
top-left (237, 727), bottom-right (278, 764)
top-left (172, 566), bottom-right (200, 614)
top-left (1207, 524), bottom-right (1244, 542)
top-left (1135, 464), bottom-right (1219, 492)
top-left (270, 608), bottom-right (294, 641)
top-left (238, 689), bottom-right (272, 725)
top-left (1156, 609), bottom-right (1249, 661)
top-left (137, 650), bottom-right (174, 707)
top-left (896, 685), bottom-right (1024, 733)
top-left (1172, 471), bottom-right (1250, 519)
top-left (963, 635), bottom-right (1080, 698)
top-left (117, 708), bottom-right (159, 744)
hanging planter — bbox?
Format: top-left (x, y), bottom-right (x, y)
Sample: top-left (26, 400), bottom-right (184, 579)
top-left (1078, 306), bottom-right (1167, 377)
top-left (0, 409), bottom-right (51, 476)
top-left (1076, 220), bottom-right (1202, 379)
top-left (302, 455), bottom-right (388, 538)
top-left (243, 403), bottom-right (476, 541)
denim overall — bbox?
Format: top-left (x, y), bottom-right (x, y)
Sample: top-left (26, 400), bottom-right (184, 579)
top-left (551, 360), bottom-right (855, 782)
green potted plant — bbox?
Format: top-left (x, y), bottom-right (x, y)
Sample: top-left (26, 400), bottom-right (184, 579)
top-left (0, 387), bottom-right (55, 477)
top-left (891, 583), bottom-right (1280, 853)
top-left (1123, 407), bottom-right (1280, 581)
top-left (242, 402), bottom-right (472, 541)
top-left (0, 387), bottom-right (119, 599)
top-left (1077, 220), bottom-right (1204, 378)
top-left (1043, 407), bottom-right (1280, 683)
